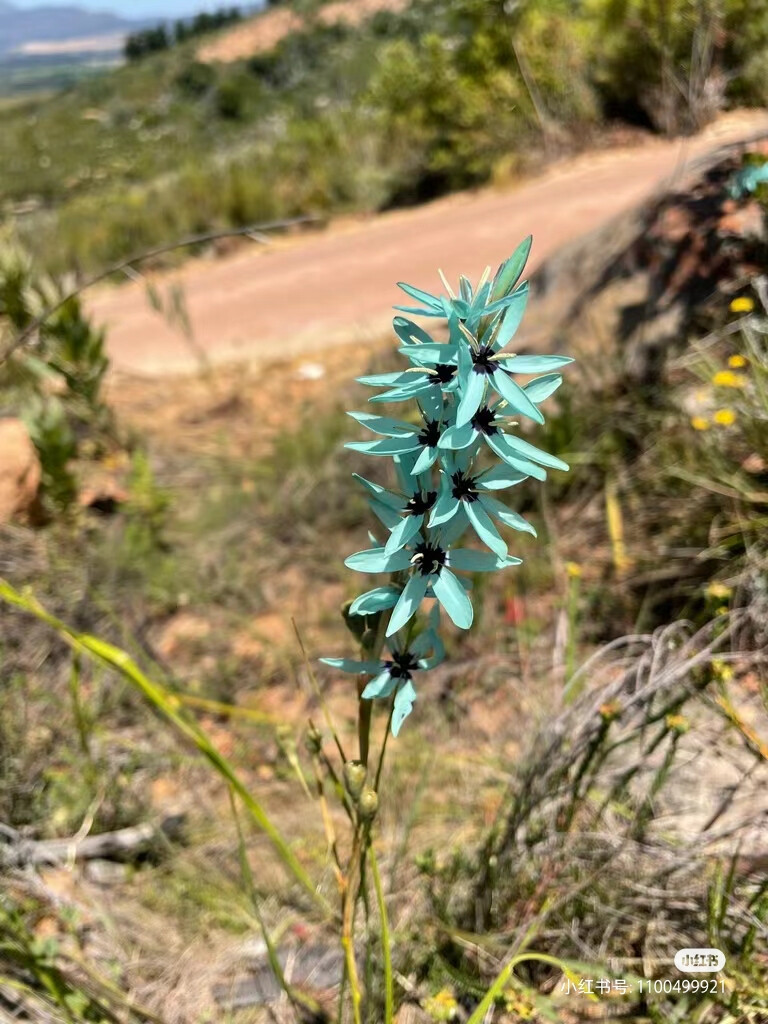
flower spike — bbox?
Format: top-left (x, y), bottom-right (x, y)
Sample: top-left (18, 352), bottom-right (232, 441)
top-left (322, 238), bottom-right (573, 734)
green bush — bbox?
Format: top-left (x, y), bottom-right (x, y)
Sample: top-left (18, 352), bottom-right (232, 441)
top-left (0, 239), bottom-right (112, 513)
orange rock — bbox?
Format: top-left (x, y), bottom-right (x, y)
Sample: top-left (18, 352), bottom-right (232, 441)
top-left (0, 418), bottom-right (41, 524)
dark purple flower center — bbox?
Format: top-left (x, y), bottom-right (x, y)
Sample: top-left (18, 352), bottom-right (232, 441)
top-left (471, 406), bottom-right (498, 435)
top-left (451, 470), bottom-right (479, 503)
top-left (385, 650), bottom-right (419, 679)
top-left (471, 345), bottom-right (496, 375)
top-left (417, 419), bottom-right (441, 448)
top-left (430, 363), bottom-right (456, 386)
top-left (411, 541), bottom-right (447, 577)
top-left (405, 490), bottom-right (437, 516)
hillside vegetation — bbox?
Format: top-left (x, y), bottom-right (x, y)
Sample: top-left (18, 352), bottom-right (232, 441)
top-left (3, 0), bottom-right (768, 276)
top-left (1, 147), bottom-right (767, 1021)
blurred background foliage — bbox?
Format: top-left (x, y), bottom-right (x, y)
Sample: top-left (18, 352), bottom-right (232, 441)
top-left (2, 0), bottom-right (768, 274)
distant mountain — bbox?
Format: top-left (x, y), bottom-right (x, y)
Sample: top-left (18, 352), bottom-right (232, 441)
top-left (0, 2), bottom-right (151, 56)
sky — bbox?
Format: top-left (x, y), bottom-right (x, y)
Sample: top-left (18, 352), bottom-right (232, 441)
top-left (11, 0), bottom-right (223, 16)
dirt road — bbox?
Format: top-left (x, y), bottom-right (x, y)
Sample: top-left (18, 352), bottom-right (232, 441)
top-left (88, 110), bottom-right (768, 376)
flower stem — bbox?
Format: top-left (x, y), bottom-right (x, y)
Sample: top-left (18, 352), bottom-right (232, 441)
top-left (358, 609), bottom-right (391, 766)
top-left (341, 824), bottom-right (365, 1024)
top-left (369, 841), bottom-right (394, 1024)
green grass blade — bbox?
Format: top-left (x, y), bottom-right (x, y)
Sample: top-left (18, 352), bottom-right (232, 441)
top-left (0, 579), bottom-right (333, 919)
top-left (369, 843), bottom-right (394, 1024)
top-left (466, 952), bottom-right (582, 1024)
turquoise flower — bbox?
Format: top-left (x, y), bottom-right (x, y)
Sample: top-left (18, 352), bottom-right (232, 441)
top-left (344, 535), bottom-right (520, 635)
top-left (352, 470), bottom-right (438, 554)
top-left (429, 455), bottom-right (536, 558)
top-left (356, 321), bottom-right (458, 418)
top-left (439, 379), bottom-right (569, 478)
top-left (453, 311), bottom-right (574, 428)
top-left (321, 628), bottom-right (444, 735)
top-left (345, 409), bottom-right (446, 475)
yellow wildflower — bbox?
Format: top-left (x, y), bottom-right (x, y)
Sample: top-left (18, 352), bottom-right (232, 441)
top-left (712, 370), bottom-right (747, 388)
top-left (713, 408), bottom-right (736, 426)
top-left (599, 699), bottom-right (622, 721)
top-left (728, 354), bottom-right (747, 368)
top-left (666, 713), bottom-right (689, 734)
top-left (706, 582), bottom-right (732, 600)
top-left (691, 416), bottom-right (710, 431)
top-left (565, 561), bottom-right (582, 578)
top-left (730, 296), bottom-right (754, 313)
top-left (423, 989), bottom-right (458, 1022)
top-left (711, 658), bottom-right (734, 682)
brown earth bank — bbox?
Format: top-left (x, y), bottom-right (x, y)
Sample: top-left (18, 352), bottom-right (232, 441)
top-left (86, 109), bottom-right (768, 377)
top-left (197, 0), bottom-right (410, 63)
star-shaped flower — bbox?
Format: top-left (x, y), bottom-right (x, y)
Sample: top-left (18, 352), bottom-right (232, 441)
top-left (344, 534), bottom-right (520, 635)
top-left (428, 455), bottom-right (536, 558)
top-left (345, 409), bottom-right (447, 475)
top-left (320, 628), bottom-right (444, 735)
top-left (438, 376), bottom-right (569, 477)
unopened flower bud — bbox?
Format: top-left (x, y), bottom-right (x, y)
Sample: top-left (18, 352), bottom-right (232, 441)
top-left (358, 787), bottom-right (379, 822)
top-left (343, 760), bottom-right (367, 800)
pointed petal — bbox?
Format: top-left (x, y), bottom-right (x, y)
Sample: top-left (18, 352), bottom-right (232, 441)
top-left (415, 633), bottom-right (445, 670)
top-left (438, 422), bottom-right (477, 450)
top-left (370, 499), bottom-right (403, 530)
top-left (432, 567), bottom-right (473, 629)
top-left (524, 373), bottom-right (563, 403)
top-left (411, 445), bottom-right (439, 475)
top-left (477, 463), bottom-right (529, 489)
top-left (392, 679), bottom-right (418, 736)
top-left (384, 513), bottom-right (424, 554)
top-left (368, 381), bottom-right (432, 403)
top-left (438, 505), bottom-right (470, 547)
top-left (449, 549), bottom-right (522, 572)
top-left (499, 431), bottom-right (569, 471)
top-left (485, 433), bottom-right (547, 481)
top-left (455, 371), bottom-right (486, 427)
top-left (491, 369), bottom-right (545, 424)
top-left (393, 304), bottom-right (445, 318)
top-left (393, 452), bottom-right (418, 492)
top-left (320, 657), bottom-right (383, 674)
top-left (347, 411), bottom-right (417, 437)
top-left (352, 473), bottom-right (403, 509)
top-left (429, 486), bottom-right (460, 527)
top-left (466, 499), bottom-right (507, 557)
top-left (494, 283), bottom-right (529, 350)
top-left (396, 282), bottom-right (444, 312)
top-left (345, 437), bottom-right (418, 456)
top-left (386, 573), bottom-right (430, 636)
top-left (357, 370), bottom-right (413, 387)
top-left (479, 495), bottom-right (537, 536)
top-left (345, 548), bottom-right (412, 573)
top-left (393, 316), bottom-right (436, 346)
top-left (398, 344), bottom-right (458, 365)
top-left (349, 586), bottom-right (402, 615)
top-left (500, 354), bottom-right (574, 373)
top-left (417, 386), bottom-right (443, 420)
top-left (362, 669), bottom-right (398, 700)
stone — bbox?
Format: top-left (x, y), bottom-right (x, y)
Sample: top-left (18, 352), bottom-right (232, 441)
top-left (0, 418), bottom-right (41, 524)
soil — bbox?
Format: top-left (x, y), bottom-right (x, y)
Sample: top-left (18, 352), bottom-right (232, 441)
top-left (86, 109), bottom-right (768, 377)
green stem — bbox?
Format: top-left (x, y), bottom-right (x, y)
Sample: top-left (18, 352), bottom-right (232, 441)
top-left (466, 952), bottom-right (577, 1024)
top-left (369, 842), bottom-right (394, 1024)
top-left (358, 609), bottom-right (391, 767)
